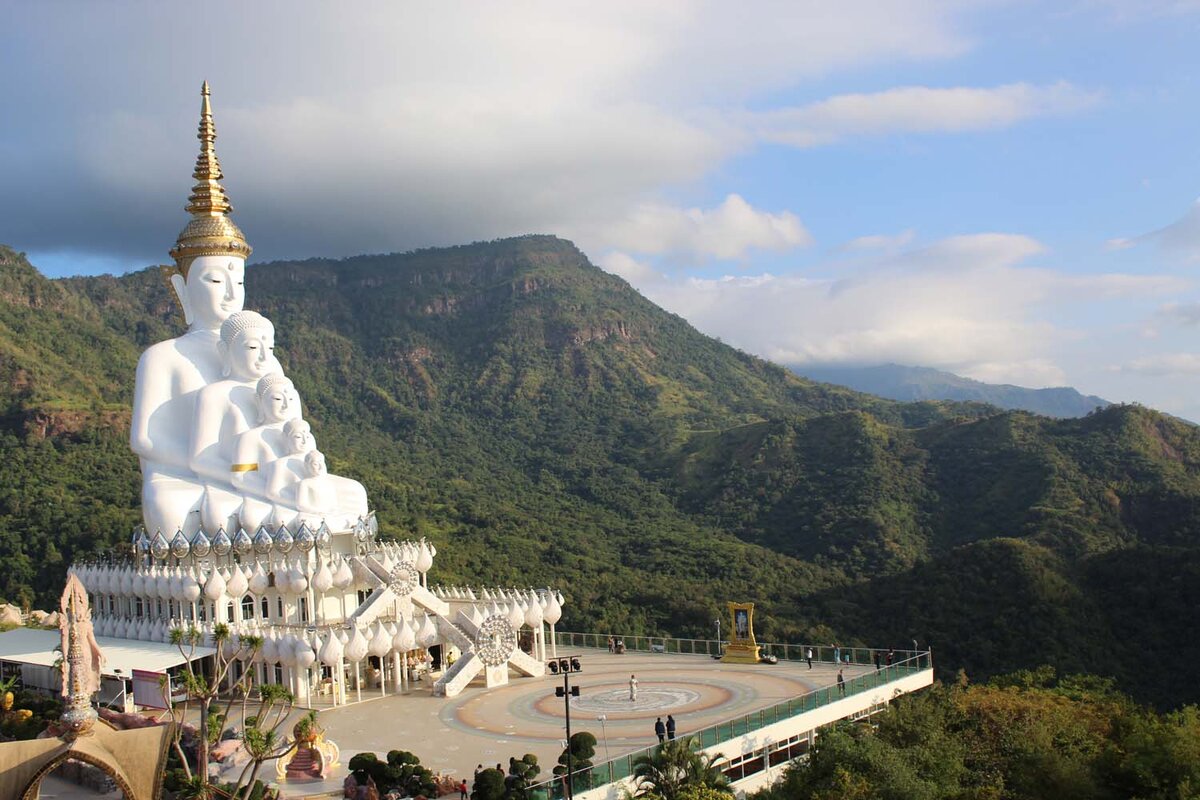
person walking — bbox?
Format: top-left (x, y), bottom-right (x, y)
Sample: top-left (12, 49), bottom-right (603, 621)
top-left (655, 717), bottom-right (666, 742)
top-left (459, 780), bottom-right (468, 800)
top-left (629, 674), bottom-right (638, 702)
top-left (805, 647), bottom-right (813, 669)
top-left (837, 668), bottom-right (846, 697)
top-left (666, 715), bottom-right (676, 740)
top-left (873, 651), bottom-right (881, 670)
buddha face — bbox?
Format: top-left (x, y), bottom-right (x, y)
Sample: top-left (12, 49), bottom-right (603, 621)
top-left (261, 381), bottom-right (301, 424)
top-left (284, 420), bottom-right (315, 455)
top-left (224, 328), bottom-right (276, 381)
top-left (304, 451), bottom-right (327, 478)
top-left (178, 256), bottom-right (245, 330)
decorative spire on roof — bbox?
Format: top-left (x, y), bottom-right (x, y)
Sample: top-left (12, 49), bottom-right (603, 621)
top-left (168, 81), bottom-right (252, 274)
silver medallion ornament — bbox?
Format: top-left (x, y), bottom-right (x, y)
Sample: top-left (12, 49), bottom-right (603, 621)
top-left (150, 531), bottom-right (171, 560)
top-left (274, 525), bottom-right (294, 555)
top-left (169, 530), bottom-right (191, 559)
top-left (315, 521), bottom-right (332, 552)
top-left (191, 529), bottom-right (212, 558)
top-left (294, 522), bottom-right (315, 553)
top-left (253, 525), bottom-right (274, 555)
top-left (388, 560), bottom-right (419, 597)
top-left (353, 517), bottom-right (368, 543)
top-left (231, 527), bottom-right (252, 556)
top-left (474, 615), bottom-right (518, 668)
top-left (212, 527), bottom-right (233, 557)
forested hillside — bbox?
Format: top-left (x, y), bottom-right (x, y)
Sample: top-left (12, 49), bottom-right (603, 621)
top-left (1, 237), bottom-right (1197, 707)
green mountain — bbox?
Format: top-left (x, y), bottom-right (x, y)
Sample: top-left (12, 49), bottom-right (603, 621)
top-left (794, 363), bottom-right (1111, 418)
top-left (1, 237), bottom-right (1197, 708)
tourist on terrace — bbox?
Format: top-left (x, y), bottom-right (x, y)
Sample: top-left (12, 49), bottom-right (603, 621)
top-left (655, 717), bottom-right (665, 742)
top-left (629, 674), bottom-right (638, 702)
top-left (806, 647), bottom-right (813, 669)
top-left (667, 715), bottom-right (676, 740)
top-left (837, 669), bottom-right (846, 697)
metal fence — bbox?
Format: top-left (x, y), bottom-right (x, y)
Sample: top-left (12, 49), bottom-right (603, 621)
top-left (552, 630), bottom-right (924, 668)
top-left (529, 649), bottom-right (932, 800)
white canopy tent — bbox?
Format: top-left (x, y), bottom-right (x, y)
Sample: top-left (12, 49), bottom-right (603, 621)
top-left (0, 627), bottom-right (216, 706)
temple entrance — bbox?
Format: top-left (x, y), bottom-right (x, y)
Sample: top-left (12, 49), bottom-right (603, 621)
top-left (30, 759), bottom-right (128, 799)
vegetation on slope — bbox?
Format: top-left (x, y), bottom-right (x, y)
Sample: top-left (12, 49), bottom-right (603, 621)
top-left (0, 238), bottom-right (1197, 707)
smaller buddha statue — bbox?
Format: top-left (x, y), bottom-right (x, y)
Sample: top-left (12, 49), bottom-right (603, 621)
top-left (190, 311), bottom-right (282, 533)
top-left (233, 374), bottom-right (302, 533)
top-left (295, 451), bottom-right (338, 528)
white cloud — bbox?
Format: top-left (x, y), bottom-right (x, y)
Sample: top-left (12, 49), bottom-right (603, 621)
top-left (1110, 199), bottom-right (1200, 263)
top-left (598, 251), bottom-right (661, 284)
top-left (1, 3), bottom-right (1100, 266)
top-left (1117, 353), bottom-right (1200, 376)
top-left (752, 82), bottom-right (1101, 147)
top-left (595, 194), bottom-right (812, 261)
top-left (628, 232), bottom-right (1184, 388)
top-left (1159, 302), bottom-right (1200, 325)
top-left (839, 230), bottom-right (917, 252)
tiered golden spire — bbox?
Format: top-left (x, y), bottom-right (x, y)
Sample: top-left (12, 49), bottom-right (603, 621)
top-left (168, 81), bottom-right (252, 273)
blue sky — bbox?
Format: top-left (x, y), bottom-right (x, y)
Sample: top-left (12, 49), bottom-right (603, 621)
top-left (5, 2), bottom-right (1200, 417)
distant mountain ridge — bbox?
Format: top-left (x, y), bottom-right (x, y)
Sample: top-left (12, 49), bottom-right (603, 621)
top-left (1, 237), bottom-right (1198, 708)
top-left (793, 363), bottom-right (1110, 418)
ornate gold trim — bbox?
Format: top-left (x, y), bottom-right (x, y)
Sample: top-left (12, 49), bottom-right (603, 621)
top-left (231, 463), bottom-right (259, 473)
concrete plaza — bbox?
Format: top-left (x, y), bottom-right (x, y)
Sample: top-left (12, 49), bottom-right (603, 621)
top-left (281, 648), bottom-right (868, 796)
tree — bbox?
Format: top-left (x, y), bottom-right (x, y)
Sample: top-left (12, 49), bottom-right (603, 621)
top-left (161, 623), bottom-right (262, 798)
top-left (234, 685), bottom-right (302, 800)
top-left (505, 753), bottom-right (541, 800)
top-left (631, 737), bottom-right (729, 800)
top-left (553, 730), bottom-right (597, 794)
top-left (472, 767), bottom-right (506, 800)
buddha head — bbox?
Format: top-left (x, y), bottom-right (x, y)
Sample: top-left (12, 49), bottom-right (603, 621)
top-left (218, 311), bottom-right (276, 380)
top-left (303, 450), bottom-right (327, 478)
top-left (167, 255), bottom-right (246, 331)
top-left (256, 374), bottom-right (301, 424)
top-left (283, 418), bottom-right (315, 456)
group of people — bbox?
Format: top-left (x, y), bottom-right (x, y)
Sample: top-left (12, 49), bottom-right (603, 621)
top-left (607, 636), bottom-right (626, 654)
top-left (653, 715), bottom-right (677, 742)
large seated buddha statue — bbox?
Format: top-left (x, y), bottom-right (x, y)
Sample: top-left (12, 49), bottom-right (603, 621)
top-left (133, 83), bottom-right (370, 538)
top-left (130, 82), bottom-right (254, 537)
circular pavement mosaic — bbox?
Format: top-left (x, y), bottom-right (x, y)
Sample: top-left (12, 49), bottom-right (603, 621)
top-left (570, 687), bottom-right (702, 713)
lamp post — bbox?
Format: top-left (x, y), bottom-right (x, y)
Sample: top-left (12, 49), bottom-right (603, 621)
top-left (714, 618), bottom-right (721, 656)
top-left (596, 714), bottom-right (612, 783)
top-left (550, 656), bottom-right (583, 800)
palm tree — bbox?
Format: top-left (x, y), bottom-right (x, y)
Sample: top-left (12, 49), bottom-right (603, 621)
top-left (631, 737), bottom-right (731, 800)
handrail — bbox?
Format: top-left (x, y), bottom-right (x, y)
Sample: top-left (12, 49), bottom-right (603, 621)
top-left (529, 649), bottom-right (932, 800)
top-left (553, 630), bottom-right (926, 667)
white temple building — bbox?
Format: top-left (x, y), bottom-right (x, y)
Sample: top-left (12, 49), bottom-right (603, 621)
top-left (68, 83), bottom-right (561, 705)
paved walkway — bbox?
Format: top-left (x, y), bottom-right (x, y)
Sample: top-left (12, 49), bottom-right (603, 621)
top-left (279, 649), bottom-right (868, 797)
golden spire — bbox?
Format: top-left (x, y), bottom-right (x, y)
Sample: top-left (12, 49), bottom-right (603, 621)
top-left (185, 80), bottom-right (233, 217)
top-left (168, 81), bottom-right (252, 273)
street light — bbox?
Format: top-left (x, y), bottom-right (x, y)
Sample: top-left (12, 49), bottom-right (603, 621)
top-left (714, 618), bottom-right (721, 656)
top-left (551, 656), bottom-right (582, 800)
top-left (596, 714), bottom-right (612, 783)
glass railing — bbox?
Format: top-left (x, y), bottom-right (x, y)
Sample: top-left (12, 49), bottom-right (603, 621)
top-left (528, 650), bottom-right (932, 800)
top-left (553, 631), bottom-right (927, 669)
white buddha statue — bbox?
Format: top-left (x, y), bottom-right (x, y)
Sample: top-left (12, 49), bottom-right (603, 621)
top-left (295, 451), bottom-right (338, 528)
top-left (234, 373), bottom-right (302, 533)
top-left (262, 418), bottom-right (368, 531)
top-left (130, 82), bottom-right (254, 537)
top-left (190, 311), bottom-right (281, 533)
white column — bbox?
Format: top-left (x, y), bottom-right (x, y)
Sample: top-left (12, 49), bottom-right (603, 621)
top-left (392, 652), bottom-right (402, 690)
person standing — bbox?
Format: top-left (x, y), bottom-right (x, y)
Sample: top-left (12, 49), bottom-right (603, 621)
top-left (806, 647), bottom-right (813, 669)
top-left (459, 780), bottom-right (468, 800)
top-left (666, 715), bottom-right (676, 740)
top-left (629, 674), bottom-right (638, 702)
top-left (655, 717), bottom-right (666, 742)
top-left (837, 669), bottom-right (846, 697)
top-left (833, 644), bottom-right (840, 665)
top-left (873, 651), bottom-right (881, 670)
top-left (886, 649), bottom-right (894, 667)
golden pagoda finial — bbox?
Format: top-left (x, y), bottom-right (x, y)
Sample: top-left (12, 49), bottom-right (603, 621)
top-left (167, 81), bottom-right (252, 277)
